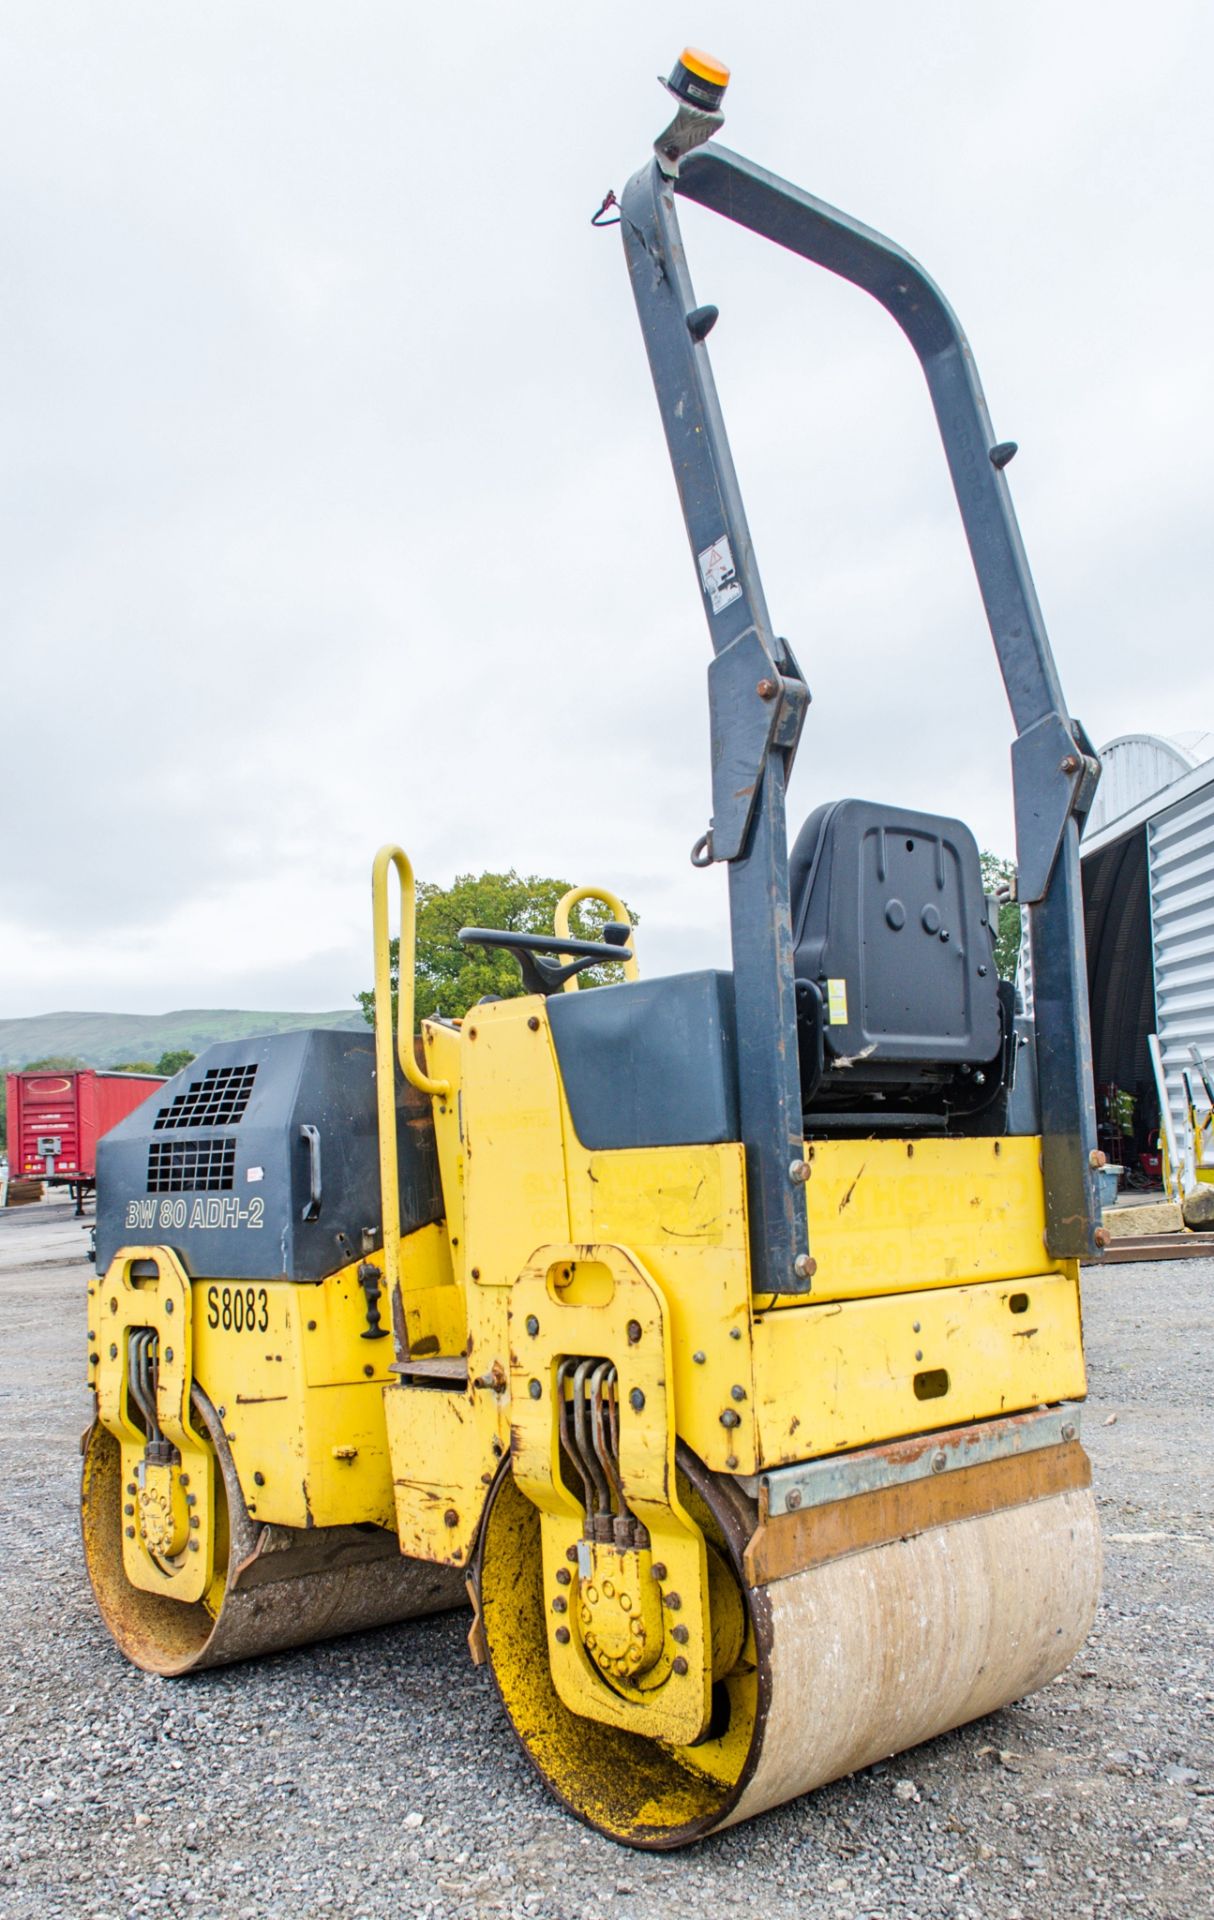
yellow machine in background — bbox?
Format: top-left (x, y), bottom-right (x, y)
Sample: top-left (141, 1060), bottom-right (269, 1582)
top-left (83, 53), bottom-right (1104, 1847)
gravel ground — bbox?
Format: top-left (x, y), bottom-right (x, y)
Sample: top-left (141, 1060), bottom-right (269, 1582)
top-left (1, 1197), bottom-right (1211, 1920)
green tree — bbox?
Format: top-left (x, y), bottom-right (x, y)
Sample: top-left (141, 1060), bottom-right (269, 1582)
top-left (111, 1060), bottom-right (160, 1074)
top-left (357, 871), bottom-right (637, 1030)
top-left (979, 851), bottom-right (1022, 981)
top-left (156, 1049), bottom-right (196, 1076)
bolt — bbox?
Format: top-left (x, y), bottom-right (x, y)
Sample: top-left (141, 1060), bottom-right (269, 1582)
top-left (363, 1364), bottom-right (374, 1378)
top-left (1089, 1149), bottom-right (1107, 1169)
top-left (720, 1408), bottom-right (741, 1428)
top-left (626, 1319), bottom-right (642, 1345)
top-left (125, 1526), bottom-right (135, 1539)
top-left (932, 1449), bottom-right (948, 1474)
top-left (663, 1592), bottom-right (682, 1611)
top-left (164, 1348), bottom-right (173, 1364)
top-left (672, 1623), bottom-right (689, 1644)
top-left (1060, 754), bottom-right (1080, 774)
top-left (88, 1353), bottom-right (99, 1365)
top-left (786, 1488), bottom-right (803, 1511)
top-left (730, 1384), bottom-right (746, 1402)
top-left (1061, 1421), bottom-right (1077, 1443)
top-left (444, 1508), bottom-right (459, 1528)
top-left (529, 1379), bottom-right (542, 1400)
top-left (253, 1471), bottom-right (265, 1487)
top-left (1094, 1227), bottom-right (1111, 1250)
top-left (307, 1320), bottom-right (317, 1332)
top-left (552, 1596), bottom-right (567, 1613)
top-left (109, 1343), bottom-right (117, 1360)
top-left (629, 1388), bottom-right (645, 1412)
top-left (218, 1407), bottom-right (226, 1418)
top-left (789, 1158), bottom-right (811, 1184)
top-left (793, 1254), bottom-right (816, 1281)
top-left (164, 1298), bottom-right (173, 1315)
top-left (471, 1268), bottom-right (481, 1281)
top-left (525, 1314), bottom-right (539, 1337)
top-left (566, 1545), bottom-right (580, 1563)
top-left (127, 1482), bottom-right (137, 1495)
top-left (87, 1332), bottom-right (95, 1342)
top-left (189, 1516), bottom-right (200, 1530)
top-left (756, 678), bottom-right (778, 700)
top-left (651, 1562), bottom-right (667, 1581)
top-left (527, 1015), bottom-right (540, 1031)
top-left (726, 1453), bottom-right (739, 1468)
top-left (179, 1473), bottom-right (189, 1488)
top-left (556, 1567), bottom-right (571, 1586)
top-left (692, 1350), bottom-right (706, 1365)
top-left (468, 1027), bottom-right (477, 1041)
top-left (915, 1349), bottom-right (923, 1362)
top-left (729, 1327), bottom-right (742, 1341)
top-left (186, 1494), bottom-right (196, 1507)
top-left (672, 1656), bottom-right (689, 1676)
top-left (124, 1504), bottom-right (134, 1517)
top-left (912, 1322), bottom-right (921, 1334)
top-left (188, 1540), bottom-right (200, 1553)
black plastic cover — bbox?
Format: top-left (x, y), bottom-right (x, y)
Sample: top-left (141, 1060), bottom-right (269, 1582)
top-left (95, 1029), bottom-right (441, 1281)
top-left (548, 970), bottom-right (738, 1150)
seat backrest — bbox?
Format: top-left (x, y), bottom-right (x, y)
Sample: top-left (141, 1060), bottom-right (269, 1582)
top-left (790, 798), bottom-right (1002, 1078)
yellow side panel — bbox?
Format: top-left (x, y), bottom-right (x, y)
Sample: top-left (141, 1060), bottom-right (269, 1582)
top-left (421, 1021), bottom-right (466, 1281)
top-left (788, 1136), bottom-right (1059, 1305)
top-left (572, 1144), bottom-right (756, 1475)
top-left (752, 1270), bottom-right (1086, 1468)
top-left (459, 997), bottom-right (570, 1288)
top-left (384, 1383), bottom-right (501, 1567)
top-left (192, 1264), bottom-right (397, 1531)
top-left (398, 1219), bottom-right (466, 1356)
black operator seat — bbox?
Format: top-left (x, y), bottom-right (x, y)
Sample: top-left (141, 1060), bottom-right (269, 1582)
top-left (789, 798), bottom-right (1005, 1122)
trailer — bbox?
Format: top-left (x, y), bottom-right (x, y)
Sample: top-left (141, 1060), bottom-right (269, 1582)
top-left (5, 1068), bottom-right (165, 1213)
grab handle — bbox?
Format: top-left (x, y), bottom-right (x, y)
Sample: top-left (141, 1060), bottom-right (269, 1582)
top-left (299, 1124), bottom-right (322, 1221)
top-left (553, 886), bottom-right (639, 992)
top-left (371, 844), bottom-right (451, 1299)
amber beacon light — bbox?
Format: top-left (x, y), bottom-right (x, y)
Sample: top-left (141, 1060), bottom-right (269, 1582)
top-left (664, 47), bottom-right (730, 112)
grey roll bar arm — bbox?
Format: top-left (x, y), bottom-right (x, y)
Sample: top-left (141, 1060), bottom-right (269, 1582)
top-left (619, 141), bottom-right (1102, 1273)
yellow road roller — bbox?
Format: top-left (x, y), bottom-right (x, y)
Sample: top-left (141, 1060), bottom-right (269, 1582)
top-left (83, 51), bottom-right (1105, 1847)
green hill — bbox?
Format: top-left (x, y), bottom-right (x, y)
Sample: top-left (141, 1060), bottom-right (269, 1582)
top-left (0, 1007), bottom-right (366, 1071)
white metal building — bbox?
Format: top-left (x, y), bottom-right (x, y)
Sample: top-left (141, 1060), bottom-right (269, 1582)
top-left (1081, 731), bottom-right (1214, 1154)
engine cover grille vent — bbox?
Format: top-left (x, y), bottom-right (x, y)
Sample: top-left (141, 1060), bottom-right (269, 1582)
top-left (147, 1137), bottom-right (236, 1194)
top-left (153, 1064), bottom-right (257, 1132)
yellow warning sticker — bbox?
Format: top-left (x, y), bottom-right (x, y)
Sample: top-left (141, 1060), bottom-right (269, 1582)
top-left (826, 978), bottom-right (849, 1026)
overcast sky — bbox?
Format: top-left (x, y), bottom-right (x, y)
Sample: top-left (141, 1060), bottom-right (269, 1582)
top-left (3, 2), bottom-right (1211, 1016)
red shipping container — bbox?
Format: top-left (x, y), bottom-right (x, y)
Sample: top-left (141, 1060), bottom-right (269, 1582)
top-left (5, 1069), bottom-right (165, 1210)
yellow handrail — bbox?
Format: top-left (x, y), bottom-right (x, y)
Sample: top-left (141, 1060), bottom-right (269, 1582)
top-left (553, 885), bottom-right (639, 992)
top-left (371, 845), bottom-right (450, 1298)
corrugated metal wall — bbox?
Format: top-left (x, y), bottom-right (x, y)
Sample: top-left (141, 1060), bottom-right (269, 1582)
top-left (1148, 777), bottom-right (1214, 1140)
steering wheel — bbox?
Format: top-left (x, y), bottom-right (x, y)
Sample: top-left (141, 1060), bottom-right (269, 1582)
top-left (457, 926), bottom-right (633, 997)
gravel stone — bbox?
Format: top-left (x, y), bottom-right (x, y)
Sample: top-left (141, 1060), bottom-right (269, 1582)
top-left (1, 1197), bottom-right (1211, 1918)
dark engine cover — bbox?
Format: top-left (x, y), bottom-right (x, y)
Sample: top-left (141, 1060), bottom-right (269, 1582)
top-left (95, 1029), bottom-right (441, 1281)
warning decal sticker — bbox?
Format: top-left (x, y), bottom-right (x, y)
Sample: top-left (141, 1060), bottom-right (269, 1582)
top-left (697, 535), bottom-right (743, 614)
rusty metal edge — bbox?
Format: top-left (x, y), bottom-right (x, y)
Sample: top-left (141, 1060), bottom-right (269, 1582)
top-left (1088, 1236), bottom-right (1214, 1264)
top-left (743, 1439), bottom-right (1091, 1587)
top-left (755, 1404), bottom-right (1079, 1520)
